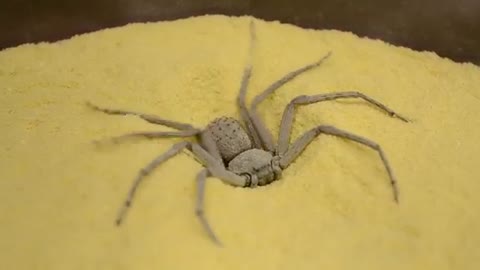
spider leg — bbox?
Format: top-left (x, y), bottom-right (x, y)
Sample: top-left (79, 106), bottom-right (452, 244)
top-left (189, 144), bottom-right (251, 245)
top-left (237, 20), bottom-right (263, 149)
top-left (86, 102), bottom-right (197, 130)
top-left (280, 125), bottom-right (399, 202)
top-left (95, 129), bottom-right (201, 145)
top-left (115, 139), bottom-right (246, 245)
top-left (190, 143), bottom-right (250, 187)
top-left (198, 132), bottom-right (223, 164)
top-left (116, 141), bottom-right (191, 225)
top-left (249, 52), bottom-right (332, 152)
top-left (195, 168), bottom-right (222, 246)
top-left (277, 91), bottom-right (408, 155)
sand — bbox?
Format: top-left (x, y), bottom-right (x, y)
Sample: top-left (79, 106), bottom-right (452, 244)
top-left (1, 15), bottom-right (479, 270)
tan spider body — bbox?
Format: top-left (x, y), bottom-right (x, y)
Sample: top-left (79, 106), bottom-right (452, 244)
top-left (204, 117), bottom-right (281, 187)
top-left (88, 21), bottom-right (408, 245)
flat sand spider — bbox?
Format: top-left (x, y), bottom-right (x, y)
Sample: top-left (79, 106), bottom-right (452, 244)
top-left (88, 21), bottom-right (408, 245)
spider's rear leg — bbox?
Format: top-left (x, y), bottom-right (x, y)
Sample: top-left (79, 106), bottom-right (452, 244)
top-left (86, 102), bottom-right (197, 130)
top-left (248, 52), bottom-right (332, 152)
top-left (280, 125), bottom-right (399, 202)
top-left (277, 92), bottom-right (409, 155)
top-left (95, 129), bottom-right (201, 145)
top-left (86, 102), bottom-right (203, 144)
top-left (236, 20), bottom-right (263, 149)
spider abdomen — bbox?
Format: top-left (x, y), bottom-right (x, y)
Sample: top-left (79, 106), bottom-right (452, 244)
top-left (205, 117), bottom-right (252, 162)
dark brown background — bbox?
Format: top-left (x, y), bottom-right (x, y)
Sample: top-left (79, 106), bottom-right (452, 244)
top-left (1, 0), bottom-right (479, 65)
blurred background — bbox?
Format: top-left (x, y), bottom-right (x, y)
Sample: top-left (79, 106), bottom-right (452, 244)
top-left (1, 0), bottom-right (479, 65)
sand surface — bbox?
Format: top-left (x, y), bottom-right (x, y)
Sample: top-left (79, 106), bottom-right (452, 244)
top-left (1, 15), bottom-right (480, 270)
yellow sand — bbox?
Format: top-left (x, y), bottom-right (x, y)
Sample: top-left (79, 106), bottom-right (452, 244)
top-left (1, 15), bottom-right (479, 270)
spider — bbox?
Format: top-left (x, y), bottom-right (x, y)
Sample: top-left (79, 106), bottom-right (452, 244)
top-left (88, 21), bottom-right (408, 245)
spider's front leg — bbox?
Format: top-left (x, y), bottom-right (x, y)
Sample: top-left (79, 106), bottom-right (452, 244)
top-left (116, 141), bottom-right (192, 225)
top-left (113, 139), bottom-right (249, 245)
top-left (276, 92), bottom-right (409, 155)
top-left (189, 143), bottom-right (255, 246)
top-left (280, 125), bottom-right (399, 202)
top-left (194, 168), bottom-right (222, 245)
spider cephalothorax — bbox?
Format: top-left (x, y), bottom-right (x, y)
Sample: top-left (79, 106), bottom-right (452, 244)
top-left (89, 20), bottom-right (408, 245)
